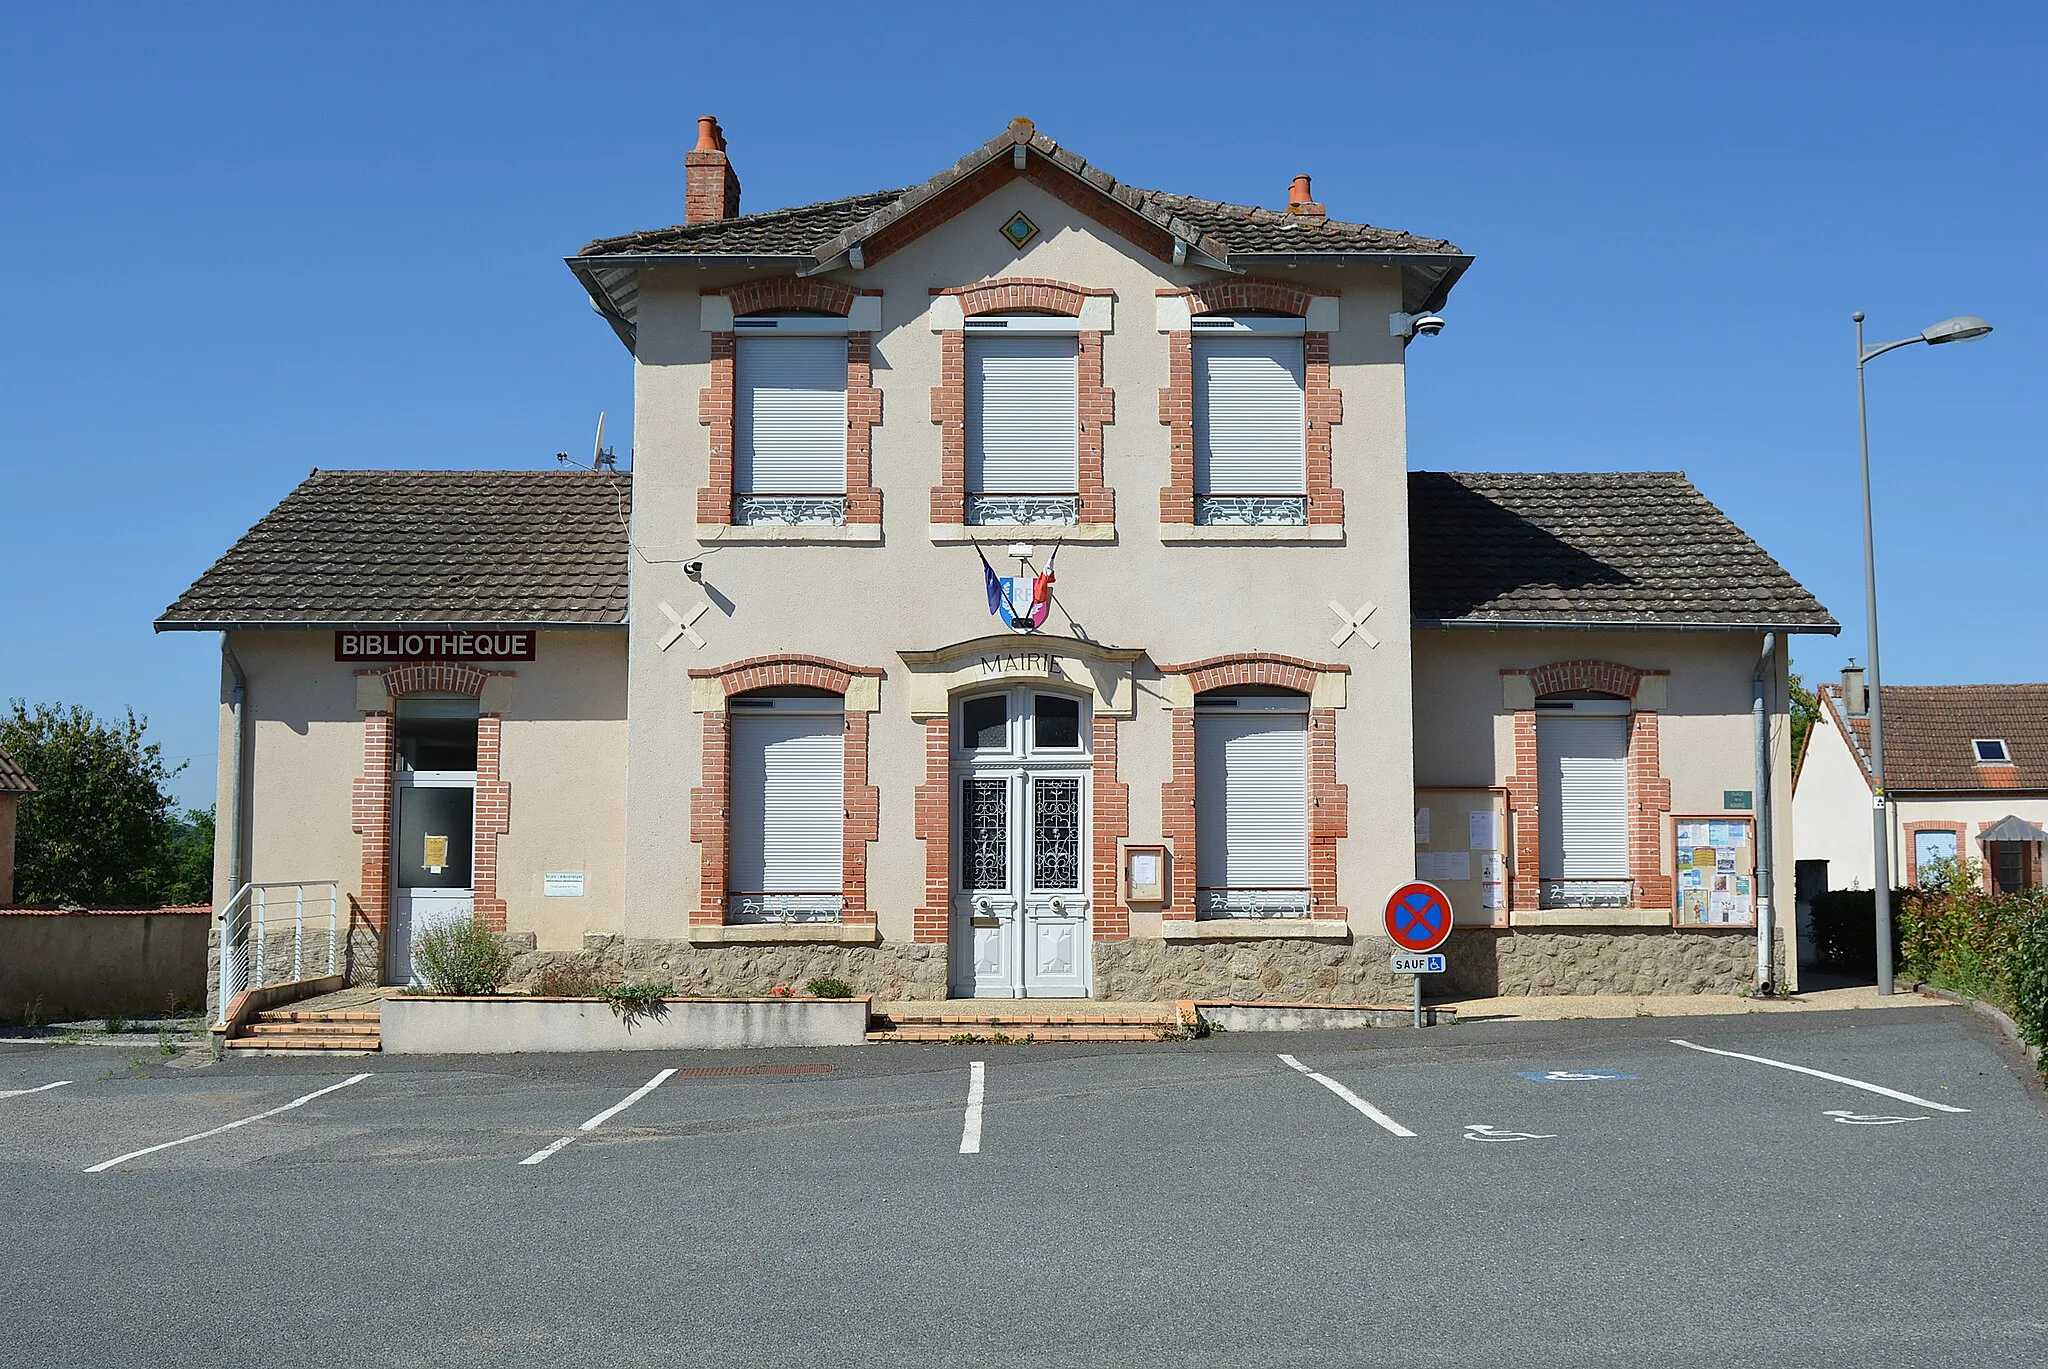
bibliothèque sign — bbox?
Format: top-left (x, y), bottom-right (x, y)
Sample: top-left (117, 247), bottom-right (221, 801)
top-left (334, 630), bottom-right (536, 663)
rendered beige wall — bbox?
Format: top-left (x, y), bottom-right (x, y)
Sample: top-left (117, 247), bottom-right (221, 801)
top-left (0, 911), bottom-right (209, 1020)
top-left (625, 180), bottom-right (1417, 947)
top-left (1411, 628), bottom-right (1800, 974)
top-left (216, 629), bottom-right (628, 956)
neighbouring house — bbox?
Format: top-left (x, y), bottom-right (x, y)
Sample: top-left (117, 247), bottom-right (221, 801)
top-left (158, 115), bottom-right (1836, 1017)
top-left (0, 746), bottom-right (33, 905)
top-left (1794, 667), bottom-right (2048, 906)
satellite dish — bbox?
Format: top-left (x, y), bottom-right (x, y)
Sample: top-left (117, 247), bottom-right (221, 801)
top-left (592, 411), bottom-right (606, 467)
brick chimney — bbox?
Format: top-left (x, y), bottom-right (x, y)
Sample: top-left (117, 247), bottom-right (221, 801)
top-left (1286, 173), bottom-right (1325, 219)
top-left (685, 115), bottom-right (741, 225)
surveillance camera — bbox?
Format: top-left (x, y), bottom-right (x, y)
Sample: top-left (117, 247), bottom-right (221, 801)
top-left (684, 560), bottom-right (704, 582)
top-left (1412, 314), bottom-right (1446, 336)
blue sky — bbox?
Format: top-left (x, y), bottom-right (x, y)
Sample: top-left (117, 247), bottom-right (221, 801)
top-left (2, 2), bottom-right (2041, 809)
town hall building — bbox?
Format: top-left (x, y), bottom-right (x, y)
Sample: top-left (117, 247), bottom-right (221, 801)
top-left (160, 117), bottom-right (1836, 1013)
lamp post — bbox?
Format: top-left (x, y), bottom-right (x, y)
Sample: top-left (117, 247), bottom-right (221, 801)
top-left (1854, 311), bottom-right (1993, 995)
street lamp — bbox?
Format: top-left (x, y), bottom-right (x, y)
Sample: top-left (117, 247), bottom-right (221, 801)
top-left (1855, 311), bottom-right (1993, 995)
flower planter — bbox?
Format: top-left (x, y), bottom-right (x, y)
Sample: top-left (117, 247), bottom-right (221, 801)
top-left (380, 994), bottom-right (870, 1054)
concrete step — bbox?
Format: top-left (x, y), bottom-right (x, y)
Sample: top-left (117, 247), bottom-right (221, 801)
top-left (867, 1024), bottom-right (1168, 1043)
top-left (254, 1009), bottom-right (381, 1024)
top-left (225, 1034), bottom-right (381, 1052)
top-left (242, 1019), bottom-right (381, 1037)
top-left (879, 1012), bottom-right (1174, 1028)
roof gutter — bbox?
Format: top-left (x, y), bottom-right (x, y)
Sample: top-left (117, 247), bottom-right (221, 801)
top-left (1412, 616), bottom-right (1841, 635)
top-left (567, 254), bottom-right (818, 352)
top-left (1232, 251), bottom-right (1474, 313)
top-left (155, 619), bottom-right (628, 634)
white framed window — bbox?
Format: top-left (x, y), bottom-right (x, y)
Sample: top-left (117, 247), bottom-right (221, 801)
top-left (1914, 829), bottom-right (1959, 875)
top-left (965, 321), bottom-right (1080, 526)
top-left (1194, 692), bottom-right (1310, 918)
top-left (1973, 738), bottom-right (2011, 763)
top-left (734, 324), bottom-right (848, 526)
top-left (1192, 315), bottom-right (1306, 527)
top-left (955, 689), bottom-right (1091, 761)
top-left (727, 692), bottom-right (845, 923)
top-left (1536, 696), bottom-right (1631, 909)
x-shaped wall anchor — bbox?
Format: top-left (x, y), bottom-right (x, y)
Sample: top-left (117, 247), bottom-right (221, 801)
top-left (1328, 598), bottom-right (1379, 648)
top-left (658, 600), bottom-right (709, 651)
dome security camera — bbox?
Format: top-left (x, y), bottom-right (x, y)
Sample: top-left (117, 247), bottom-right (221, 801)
top-left (1411, 314), bottom-right (1446, 336)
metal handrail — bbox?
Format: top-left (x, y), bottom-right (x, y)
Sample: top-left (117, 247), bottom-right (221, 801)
top-left (215, 879), bottom-right (343, 1023)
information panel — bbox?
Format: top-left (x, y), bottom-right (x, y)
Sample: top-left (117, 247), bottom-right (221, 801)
top-left (1414, 787), bottom-right (1510, 927)
top-left (1671, 813), bottom-right (1757, 927)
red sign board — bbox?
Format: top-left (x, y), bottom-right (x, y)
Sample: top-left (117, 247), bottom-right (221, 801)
top-left (334, 630), bottom-right (536, 663)
top-left (1384, 881), bottom-right (1454, 954)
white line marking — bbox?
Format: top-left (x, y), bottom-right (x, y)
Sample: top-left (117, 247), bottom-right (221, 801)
top-left (959, 1060), bottom-right (986, 1154)
top-left (1278, 1054), bottom-right (1416, 1137)
top-left (1671, 1039), bottom-right (1970, 1113)
top-left (1465, 1123), bottom-right (1556, 1141)
top-left (520, 1067), bottom-right (677, 1166)
top-left (1825, 1109), bottom-right (1928, 1126)
top-left (85, 1073), bottom-right (371, 1172)
top-left (1, 1081), bottom-right (72, 1099)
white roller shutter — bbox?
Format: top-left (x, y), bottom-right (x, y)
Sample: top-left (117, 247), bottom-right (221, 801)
top-left (728, 713), bottom-right (844, 894)
top-left (735, 336), bottom-right (848, 494)
top-left (1537, 714), bottom-right (1630, 879)
top-left (1195, 711), bottom-right (1309, 892)
top-left (966, 335), bottom-right (1079, 493)
top-left (1194, 336), bottom-right (1306, 495)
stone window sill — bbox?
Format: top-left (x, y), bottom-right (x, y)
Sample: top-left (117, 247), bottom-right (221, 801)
top-left (694, 523), bottom-right (883, 544)
top-left (930, 523), bottom-right (1116, 544)
top-left (1158, 524), bottom-right (1344, 544)
top-left (1511, 907), bottom-right (1674, 928)
top-left (1161, 918), bottom-right (1351, 942)
top-left (688, 924), bottom-right (881, 946)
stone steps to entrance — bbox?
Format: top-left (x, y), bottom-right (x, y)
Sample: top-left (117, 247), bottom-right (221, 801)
top-left (226, 1007), bottom-right (382, 1053)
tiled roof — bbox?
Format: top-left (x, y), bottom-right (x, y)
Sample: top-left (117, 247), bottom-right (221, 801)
top-left (579, 188), bottom-right (909, 258)
top-left (157, 470), bottom-right (631, 628)
top-left (1833, 684), bottom-right (2048, 791)
top-left (1133, 189), bottom-right (1458, 255)
top-left (1409, 471), bottom-right (1836, 630)
top-left (0, 747), bottom-right (34, 796)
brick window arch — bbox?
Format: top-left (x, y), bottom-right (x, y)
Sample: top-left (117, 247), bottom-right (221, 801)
top-left (687, 655), bottom-right (884, 926)
top-left (351, 665), bottom-right (513, 942)
top-left (1158, 654), bottom-right (1348, 922)
top-left (697, 278), bottom-right (883, 530)
top-left (928, 277), bottom-right (1116, 531)
top-left (1157, 279), bottom-right (1343, 528)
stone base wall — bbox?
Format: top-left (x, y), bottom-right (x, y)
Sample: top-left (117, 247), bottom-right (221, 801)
top-left (505, 935), bottom-right (952, 1001)
top-left (1096, 927), bottom-right (1756, 1003)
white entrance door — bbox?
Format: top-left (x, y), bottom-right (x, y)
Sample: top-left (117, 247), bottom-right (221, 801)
top-left (953, 690), bottom-right (1091, 998)
top-left (388, 773), bottom-right (476, 985)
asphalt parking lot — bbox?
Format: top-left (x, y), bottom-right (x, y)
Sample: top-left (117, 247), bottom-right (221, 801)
top-left (2, 1006), bottom-right (2043, 1369)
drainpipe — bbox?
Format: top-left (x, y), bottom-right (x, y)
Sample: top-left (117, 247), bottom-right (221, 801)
top-left (1753, 634), bottom-right (1777, 991)
top-left (222, 635), bottom-right (247, 894)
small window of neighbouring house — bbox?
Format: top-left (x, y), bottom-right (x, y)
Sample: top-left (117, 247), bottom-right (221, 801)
top-left (1973, 739), bottom-right (2010, 763)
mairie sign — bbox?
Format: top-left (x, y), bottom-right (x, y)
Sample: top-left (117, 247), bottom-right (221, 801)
top-left (1383, 880), bottom-right (1453, 954)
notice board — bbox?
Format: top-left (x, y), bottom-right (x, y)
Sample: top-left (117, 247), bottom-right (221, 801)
top-left (1671, 814), bottom-right (1757, 927)
top-left (1414, 787), bottom-right (1510, 927)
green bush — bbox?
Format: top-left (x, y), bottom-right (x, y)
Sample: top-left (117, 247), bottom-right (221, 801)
top-left (601, 981), bottom-right (672, 1028)
top-left (413, 917), bottom-right (513, 995)
top-left (1896, 862), bottom-right (2048, 1078)
top-left (805, 976), bottom-right (854, 999)
top-left (2010, 911), bottom-right (2048, 1056)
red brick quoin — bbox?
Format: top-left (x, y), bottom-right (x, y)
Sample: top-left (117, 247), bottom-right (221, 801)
top-left (1157, 280), bottom-right (1344, 526)
top-left (1502, 661), bottom-right (1672, 912)
top-left (1157, 655), bottom-right (1349, 922)
top-left (351, 665), bottom-right (511, 941)
top-left (929, 278), bottom-right (1116, 528)
top-left (686, 656), bottom-right (884, 926)
top-left (697, 278), bottom-right (884, 527)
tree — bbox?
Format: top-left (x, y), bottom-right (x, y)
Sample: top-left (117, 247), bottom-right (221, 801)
top-left (0, 700), bottom-right (186, 906)
top-left (163, 807), bottom-right (216, 905)
top-left (1789, 672), bottom-right (1820, 769)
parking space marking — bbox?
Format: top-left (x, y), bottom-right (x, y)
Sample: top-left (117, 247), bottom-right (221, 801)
top-left (1277, 1055), bottom-right (1416, 1137)
top-left (520, 1067), bottom-right (677, 1165)
top-left (959, 1061), bottom-right (985, 1154)
top-left (84, 1073), bottom-right (371, 1172)
top-left (1, 1081), bottom-right (72, 1100)
top-left (1670, 1038), bottom-right (1970, 1113)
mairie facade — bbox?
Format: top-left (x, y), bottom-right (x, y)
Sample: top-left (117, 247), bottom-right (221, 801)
top-left (161, 117), bottom-right (1837, 1011)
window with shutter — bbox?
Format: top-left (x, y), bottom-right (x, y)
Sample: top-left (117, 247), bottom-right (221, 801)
top-left (1195, 699), bottom-right (1310, 917)
top-left (727, 702), bottom-right (845, 922)
top-left (965, 331), bottom-right (1079, 525)
top-left (734, 334), bottom-right (848, 525)
top-left (1194, 334), bottom-right (1306, 526)
top-left (1536, 706), bottom-right (1631, 908)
